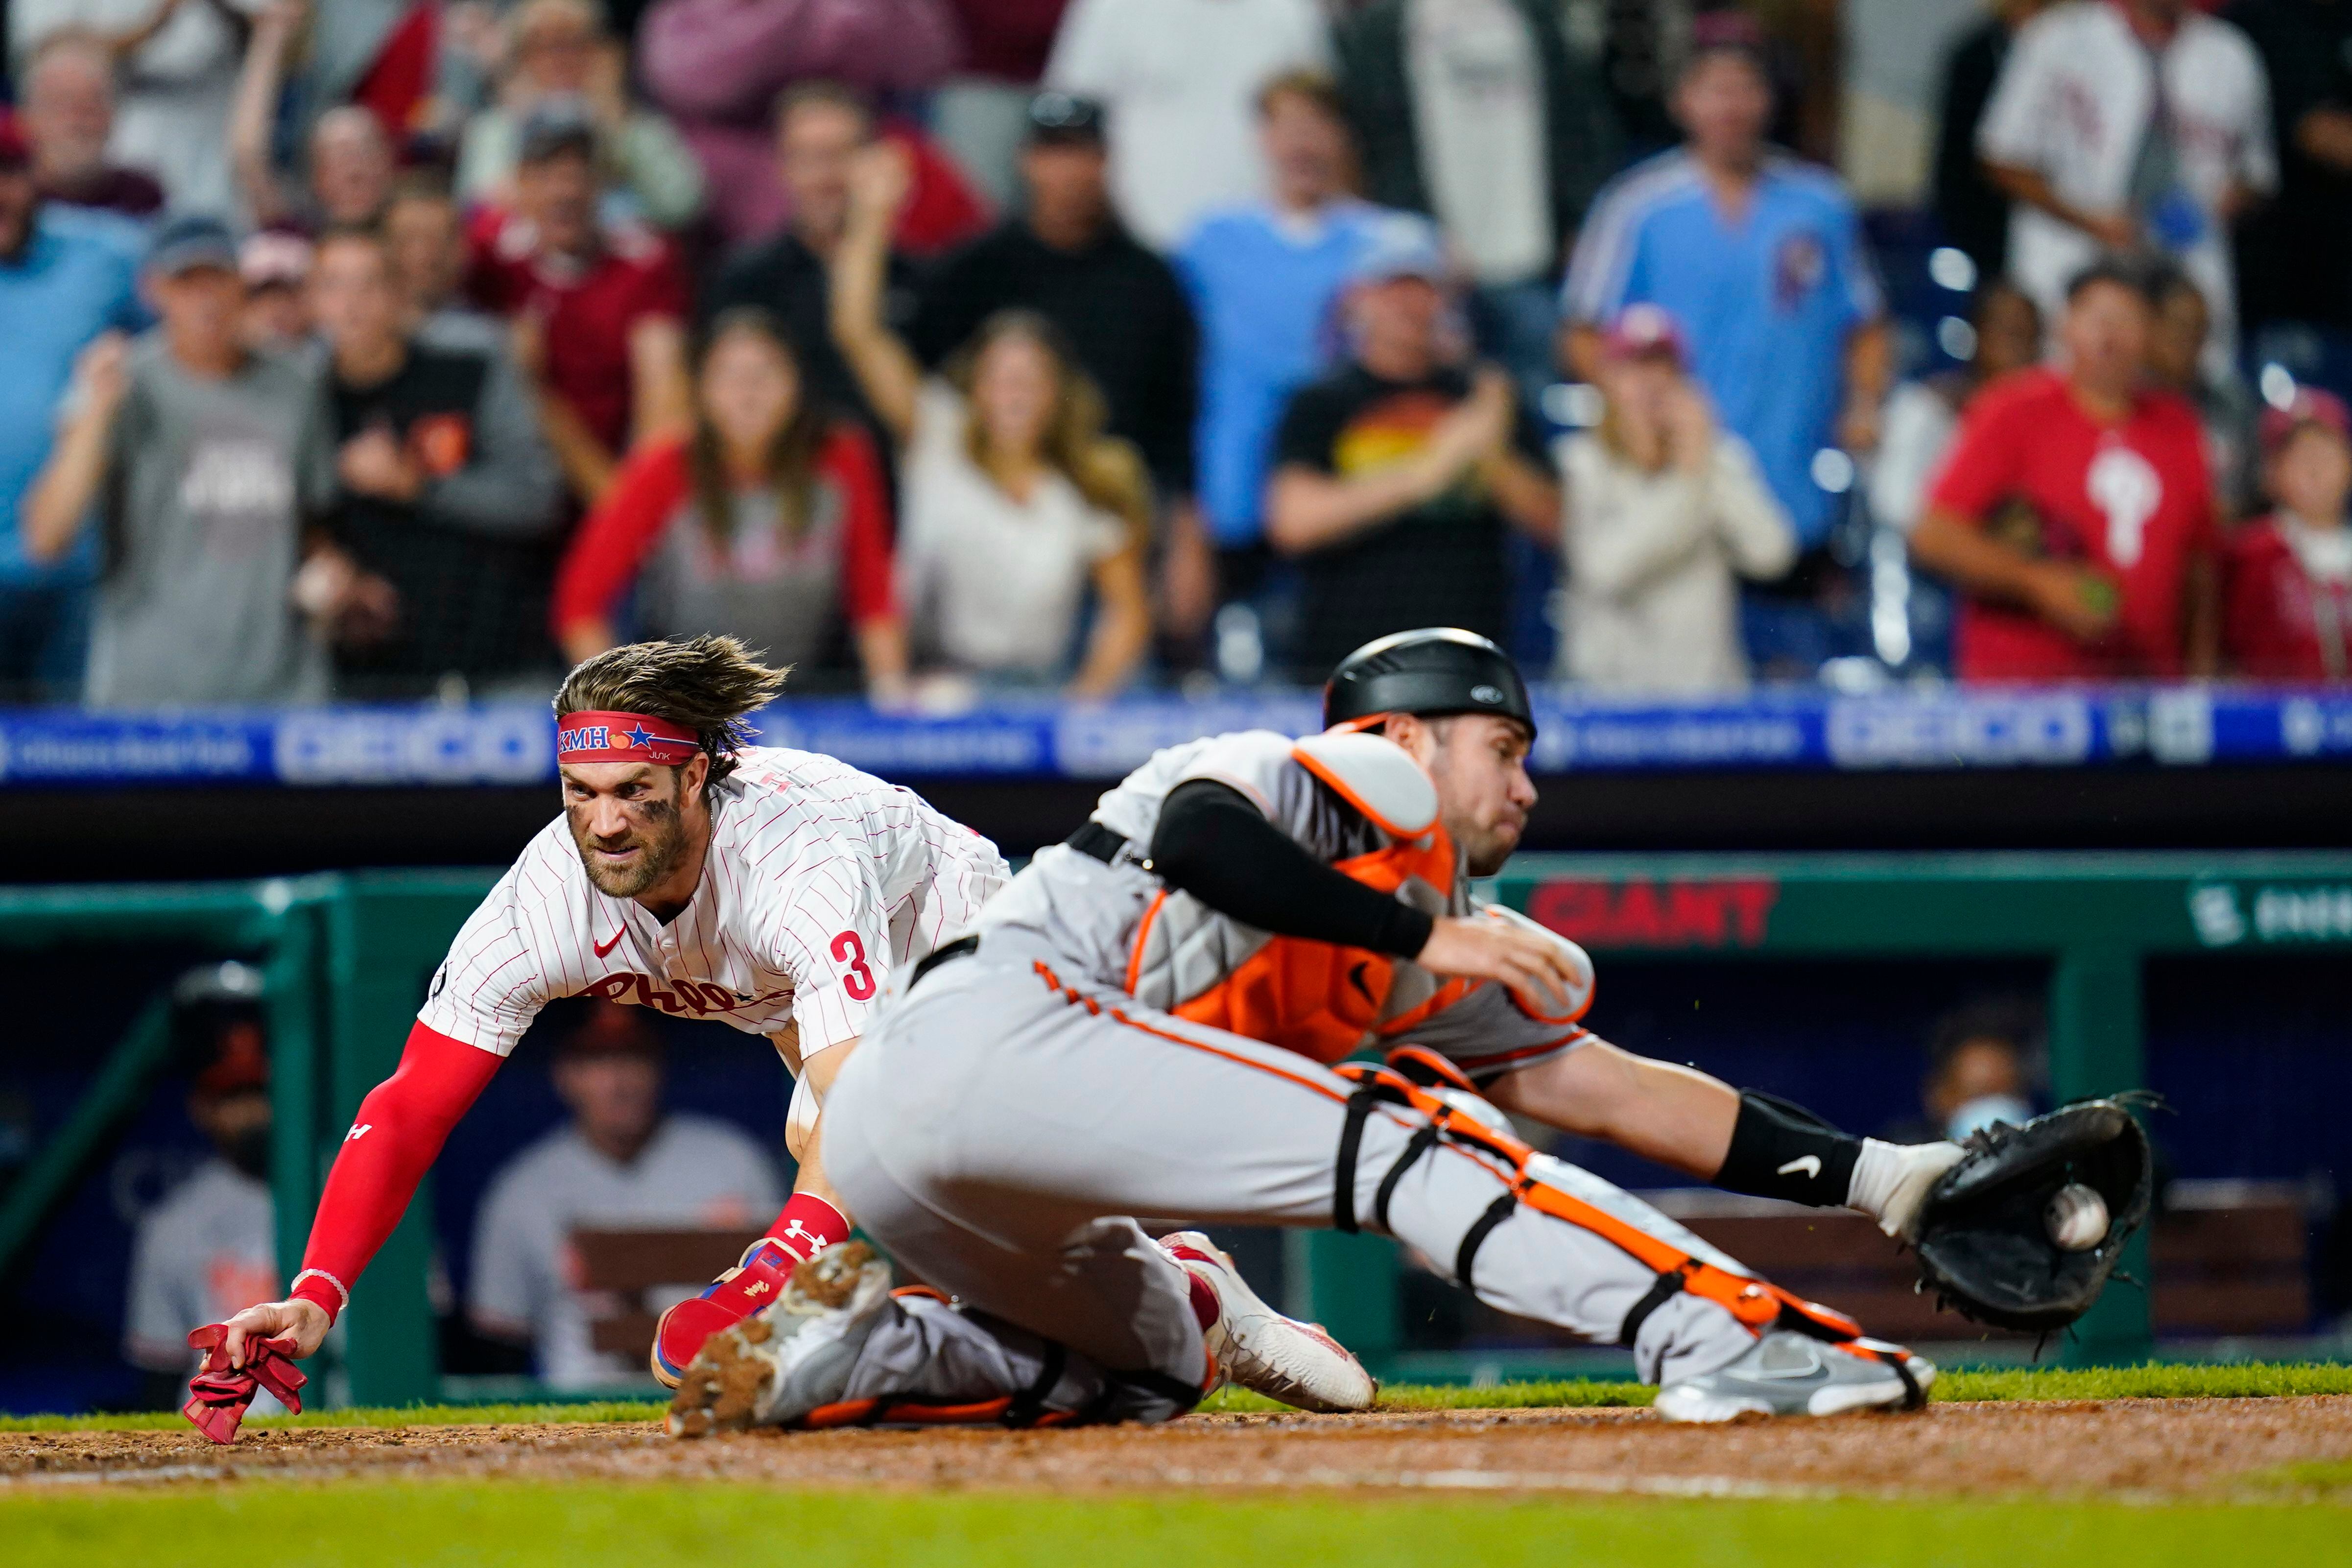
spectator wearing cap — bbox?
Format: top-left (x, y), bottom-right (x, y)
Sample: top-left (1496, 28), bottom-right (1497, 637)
top-left (2225, 387), bottom-right (2352, 680)
top-left (910, 94), bottom-right (1199, 526)
top-left (123, 968), bottom-right (282, 1412)
top-left (1333, 0), bottom-right (1620, 405)
top-left (932, 0), bottom-right (1075, 211)
top-left (240, 230), bottom-right (315, 353)
top-left (313, 225), bottom-right (565, 696)
top-left (1264, 215), bottom-right (1557, 673)
top-left (636, 0), bottom-right (965, 249)
top-left (1555, 304), bottom-right (1795, 693)
top-left (831, 145), bottom-right (1152, 696)
top-left (468, 1004), bottom-right (782, 1390)
top-left (1869, 278), bottom-right (2043, 535)
top-left (1174, 71), bottom-right (1396, 631)
top-left (22, 214), bottom-right (371, 706)
top-left (1561, 18), bottom-right (1888, 674)
top-left (228, 2), bottom-right (399, 235)
top-left (704, 84), bottom-right (934, 458)
top-left (0, 117), bottom-right (142, 701)
top-left (10, 0), bottom-right (248, 218)
top-left (466, 102), bottom-right (693, 509)
top-left (1975, 0), bottom-right (2273, 376)
top-left (1912, 259), bottom-right (2220, 682)
top-left (1044, 0), bottom-right (1331, 251)
top-left (17, 32), bottom-right (165, 223)
top-left (452, 0), bottom-right (706, 233)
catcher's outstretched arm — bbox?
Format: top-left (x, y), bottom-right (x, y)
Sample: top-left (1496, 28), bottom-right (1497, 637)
top-left (1484, 1043), bottom-right (1960, 1237)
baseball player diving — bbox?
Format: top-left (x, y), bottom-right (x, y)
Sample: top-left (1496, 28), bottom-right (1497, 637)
top-left (189, 633), bottom-right (1386, 1440)
top-left (665, 628), bottom-right (1971, 1435)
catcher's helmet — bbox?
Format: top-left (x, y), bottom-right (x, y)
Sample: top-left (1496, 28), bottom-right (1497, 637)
top-left (1322, 628), bottom-right (1535, 737)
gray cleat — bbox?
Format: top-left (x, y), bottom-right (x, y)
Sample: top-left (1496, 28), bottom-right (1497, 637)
top-left (1653, 1330), bottom-right (1935, 1423)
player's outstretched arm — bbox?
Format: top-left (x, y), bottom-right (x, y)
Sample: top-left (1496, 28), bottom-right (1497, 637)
top-left (216, 1023), bottom-right (503, 1366)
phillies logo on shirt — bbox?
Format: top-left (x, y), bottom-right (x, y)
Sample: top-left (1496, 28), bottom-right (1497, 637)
top-left (2086, 445), bottom-right (2162, 568)
top-left (1772, 231), bottom-right (1825, 311)
top-left (584, 969), bottom-right (792, 1017)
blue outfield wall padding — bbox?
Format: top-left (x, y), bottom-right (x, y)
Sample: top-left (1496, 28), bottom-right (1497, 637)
top-left (0, 684), bottom-right (2350, 789)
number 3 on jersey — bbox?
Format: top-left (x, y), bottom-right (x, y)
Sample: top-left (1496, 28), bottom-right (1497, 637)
top-left (830, 930), bottom-right (879, 1000)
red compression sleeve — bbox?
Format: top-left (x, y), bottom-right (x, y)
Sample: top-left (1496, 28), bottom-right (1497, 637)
top-left (826, 425), bottom-right (900, 626)
top-left (548, 439), bottom-right (691, 639)
top-left (288, 1022), bottom-right (502, 1323)
top-left (761, 1191), bottom-right (850, 1265)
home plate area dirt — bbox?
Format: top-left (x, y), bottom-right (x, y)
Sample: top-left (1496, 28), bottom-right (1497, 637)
top-left (6, 1398), bottom-right (2352, 1501)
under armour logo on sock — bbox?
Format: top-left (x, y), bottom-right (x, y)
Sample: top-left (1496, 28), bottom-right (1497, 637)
top-left (344, 1124), bottom-right (372, 1142)
top-left (1777, 1154), bottom-right (1822, 1180)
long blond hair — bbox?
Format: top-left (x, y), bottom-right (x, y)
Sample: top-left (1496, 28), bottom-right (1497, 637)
top-left (944, 310), bottom-right (1149, 539)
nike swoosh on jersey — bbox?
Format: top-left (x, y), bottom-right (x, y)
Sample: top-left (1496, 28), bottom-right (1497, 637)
top-left (594, 928), bottom-right (627, 958)
top-left (1349, 961), bottom-right (1376, 1003)
top-left (1777, 1154), bottom-right (1823, 1180)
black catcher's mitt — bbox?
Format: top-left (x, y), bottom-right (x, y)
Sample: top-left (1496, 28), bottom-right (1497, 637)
top-left (1911, 1099), bottom-right (2154, 1333)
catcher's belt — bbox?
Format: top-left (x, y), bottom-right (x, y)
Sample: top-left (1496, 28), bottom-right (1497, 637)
top-left (1909, 1097), bottom-right (2155, 1333)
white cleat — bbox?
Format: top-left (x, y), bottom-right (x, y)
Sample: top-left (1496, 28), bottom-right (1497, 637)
top-left (1159, 1230), bottom-right (1377, 1414)
top-left (1654, 1331), bottom-right (1936, 1423)
top-left (666, 1240), bottom-right (894, 1437)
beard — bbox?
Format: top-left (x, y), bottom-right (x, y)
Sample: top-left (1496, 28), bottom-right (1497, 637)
top-left (1461, 826), bottom-right (1519, 879)
top-left (571, 797), bottom-right (687, 899)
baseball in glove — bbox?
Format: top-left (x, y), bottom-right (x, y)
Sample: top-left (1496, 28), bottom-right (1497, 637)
top-left (1909, 1097), bottom-right (2155, 1334)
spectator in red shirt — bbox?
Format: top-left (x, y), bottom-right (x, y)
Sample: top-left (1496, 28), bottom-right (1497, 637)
top-left (1912, 259), bottom-right (2220, 681)
top-left (552, 307), bottom-right (909, 697)
top-left (468, 102), bottom-right (693, 507)
top-left (2224, 387), bottom-right (2352, 681)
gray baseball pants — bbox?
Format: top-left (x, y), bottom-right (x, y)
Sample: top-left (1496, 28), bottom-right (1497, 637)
top-left (814, 935), bottom-right (1761, 1424)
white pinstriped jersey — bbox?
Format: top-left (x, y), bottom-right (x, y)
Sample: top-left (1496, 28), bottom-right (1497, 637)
top-left (420, 747), bottom-right (1009, 1059)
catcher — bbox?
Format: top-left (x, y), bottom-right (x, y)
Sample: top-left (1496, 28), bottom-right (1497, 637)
top-left (667, 629), bottom-right (2146, 1434)
top-left (188, 637), bottom-right (1391, 1442)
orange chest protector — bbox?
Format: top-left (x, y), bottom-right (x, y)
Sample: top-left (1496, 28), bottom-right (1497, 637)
top-left (1134, 825), bottom-right (1471, 1066)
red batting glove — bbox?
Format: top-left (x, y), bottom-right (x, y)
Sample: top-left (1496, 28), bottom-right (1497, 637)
top-left (181, 1324), bottom-right (307, 1445)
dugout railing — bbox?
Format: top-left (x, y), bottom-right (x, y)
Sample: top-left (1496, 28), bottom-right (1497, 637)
top-left (4, 852), bottom-right (2348, 1406)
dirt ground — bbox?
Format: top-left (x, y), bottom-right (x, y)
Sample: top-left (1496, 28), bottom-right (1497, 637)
top-left (6, 1398), bottom-right (2352, 1502)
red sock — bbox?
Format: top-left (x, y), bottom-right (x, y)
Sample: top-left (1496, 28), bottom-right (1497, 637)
top-left (1183, 1270), bottom-right (1220, 1331)
top-left (762, 1192), bottom-right (850, 1264)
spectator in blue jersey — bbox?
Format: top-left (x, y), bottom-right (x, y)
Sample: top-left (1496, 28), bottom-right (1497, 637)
top-left (1175, 71), bottom-right (1394, 625)
top-left (1559, 14), bottom-right (1888, 675)
top-left (0, 116), bottom-right (142, 702)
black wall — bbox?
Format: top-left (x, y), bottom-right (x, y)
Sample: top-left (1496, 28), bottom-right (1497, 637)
top-left (15, 761), bottom-right (2349, 882)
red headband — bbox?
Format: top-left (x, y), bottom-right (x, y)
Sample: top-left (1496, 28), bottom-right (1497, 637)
top-left (556, 710), bottom-right (703, 766)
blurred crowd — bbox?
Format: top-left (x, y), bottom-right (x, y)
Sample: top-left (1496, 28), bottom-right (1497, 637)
top-left (0, 0), bottom-right (2348, 710)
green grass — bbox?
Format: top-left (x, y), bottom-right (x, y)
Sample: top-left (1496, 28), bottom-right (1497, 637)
top-left (1202, 1360), bottom-right (2352, 1414)
top-left (12, 1361), bottom-right (2350, 1433)
top-left (2, 1483), bottom-right (2345, 1568)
